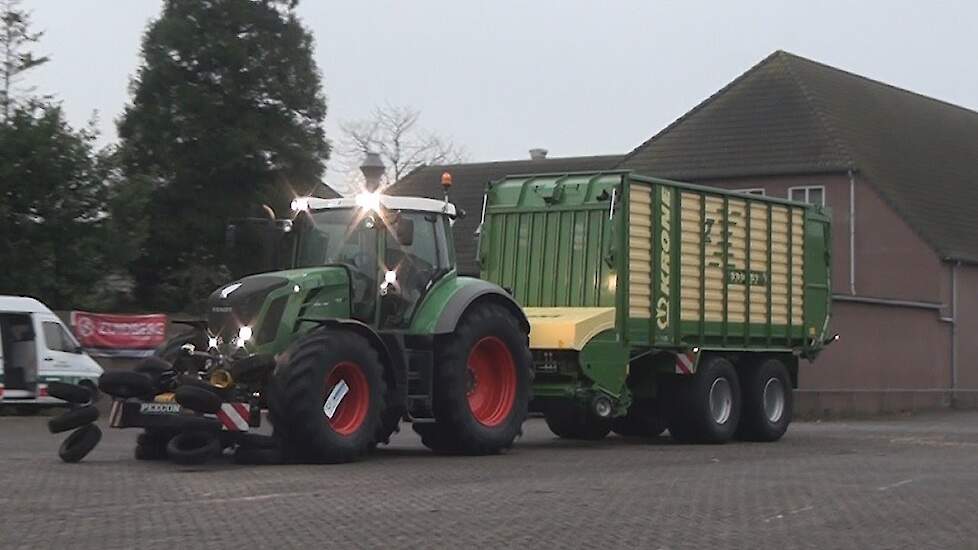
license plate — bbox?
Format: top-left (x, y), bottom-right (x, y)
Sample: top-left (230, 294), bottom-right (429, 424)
top-left (139, 402), bottom-right (182, 415)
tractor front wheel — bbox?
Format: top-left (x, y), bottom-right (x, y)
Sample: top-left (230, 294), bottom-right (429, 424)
top-left (416, 303), bottom-right (530, 455)
top-left (268, 330), bottom-right (386, 463)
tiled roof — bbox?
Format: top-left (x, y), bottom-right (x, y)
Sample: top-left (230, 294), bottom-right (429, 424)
top-left (621, 51), bottom-right (978, 263)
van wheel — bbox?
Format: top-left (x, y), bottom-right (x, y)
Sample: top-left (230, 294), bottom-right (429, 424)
top-left (669, 356), bottom-right (741, 444)
top-left (736, 358), bottom-right (792, 442)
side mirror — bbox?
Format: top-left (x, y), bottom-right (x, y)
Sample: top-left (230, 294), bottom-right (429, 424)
top-left (395, 217), bottom-right (414, 246)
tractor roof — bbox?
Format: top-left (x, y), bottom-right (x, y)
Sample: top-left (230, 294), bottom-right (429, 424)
top-left (307, 194), bottom-right (457, 217)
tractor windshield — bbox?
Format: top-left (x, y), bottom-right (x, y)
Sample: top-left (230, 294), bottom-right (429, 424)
top-left (295, 208), bottom-right (378, 320)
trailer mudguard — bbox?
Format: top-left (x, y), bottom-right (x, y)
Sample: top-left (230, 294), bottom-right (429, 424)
top-left (409, 275), bottom-right (529, 336)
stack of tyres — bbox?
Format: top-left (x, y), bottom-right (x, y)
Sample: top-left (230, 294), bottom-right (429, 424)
top-left (46, 382), bottom-right (101, 462)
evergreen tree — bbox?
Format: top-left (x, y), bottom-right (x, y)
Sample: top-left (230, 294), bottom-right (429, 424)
top-left (117, 0), bottom-right (329, 310)
top-left (0, 0), bottom-right (48, 122)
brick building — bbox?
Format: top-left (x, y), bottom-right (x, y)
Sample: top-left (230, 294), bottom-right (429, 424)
top-left (394, 51), bottom-right (978, 414)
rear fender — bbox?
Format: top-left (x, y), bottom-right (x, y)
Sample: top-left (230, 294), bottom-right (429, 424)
top-left (410, 276), bottom-right (529, 336)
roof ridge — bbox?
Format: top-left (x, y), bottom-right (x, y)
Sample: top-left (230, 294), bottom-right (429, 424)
top-left (420, 153), bottom-right (625, 170)
top-left (779, 50), bottom-right (978, 120)
top-left (618, 50), bottom-right (788, 167)
top-left (776, 52), bottom-right (856, 170)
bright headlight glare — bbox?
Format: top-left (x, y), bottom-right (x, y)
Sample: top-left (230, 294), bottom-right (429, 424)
top-left (208, 336), bottom-right (219, 350)
top-left (384, 270), bottom-right (397, 284)
top-left (291, 197), bottom-right (310, 212)
top-left (355, 192), bottom-right (381, 213)
top-left (237, 326), bottom-right (252, 347)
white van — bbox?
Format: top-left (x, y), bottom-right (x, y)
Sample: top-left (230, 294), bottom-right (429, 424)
top-left (0, 296), bottom-right (103, 409)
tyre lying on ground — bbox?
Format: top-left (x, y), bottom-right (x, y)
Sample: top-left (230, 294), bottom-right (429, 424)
top-left (134, 429), bottom-right (175, 461)
top-left (167, 431), bottom-right (221, 465)
top-left (59, 424), bottom-right (102, 463)
top-left (47, 405), bottom-right (99, 434)
top-left (414, 303), bottom-right (531, 455)
top-left (46, 381), bottom-right (93, 405)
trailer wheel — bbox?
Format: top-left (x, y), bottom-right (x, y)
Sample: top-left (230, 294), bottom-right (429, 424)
top-left (424, 303), bottom-right (530, 455)
top-left (58, 424), bottom-right (102, 463)
top-left (268, 330), bottom-right (386, 463)
top-left (669, 356), bottom-right (741, 444)
top-left (543, 400), bottom-right (611, 440)
top-left (736, 358), bottom-right (792, 442)
top-left (611, 399), bottom-right (666, 438)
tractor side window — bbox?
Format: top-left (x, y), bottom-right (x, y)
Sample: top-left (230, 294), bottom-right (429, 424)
top-left (381, 212), bottom-right (441, 327)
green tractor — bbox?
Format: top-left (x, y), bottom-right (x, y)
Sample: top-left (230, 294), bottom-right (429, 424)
top-left (100, 186), bottom-right (531, 464)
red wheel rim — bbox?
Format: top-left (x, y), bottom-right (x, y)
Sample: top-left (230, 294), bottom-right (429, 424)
top-left (323, 362), bottom-right (369, 436)
top-left (466, 336), bottom-right (517, 427)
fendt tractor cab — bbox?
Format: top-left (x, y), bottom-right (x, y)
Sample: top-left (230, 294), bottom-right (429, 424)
top-left (96, 174), bottom-right (531, 464)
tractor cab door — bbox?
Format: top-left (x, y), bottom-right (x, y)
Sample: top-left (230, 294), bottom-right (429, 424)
top-left (379, 211), bottom-right (453, 328)
top-left (226, 218), bottom-right (296, 278)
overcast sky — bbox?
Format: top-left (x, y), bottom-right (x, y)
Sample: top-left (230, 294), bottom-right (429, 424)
top-left (24, 0), bottom-right (978, 190)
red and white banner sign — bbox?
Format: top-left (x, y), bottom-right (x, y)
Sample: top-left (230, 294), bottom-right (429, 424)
top-left (70, 311), bottom-right (167, 350)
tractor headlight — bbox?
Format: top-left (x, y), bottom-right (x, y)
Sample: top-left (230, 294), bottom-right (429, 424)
top-left (291, 197), bottom-right (310, 212)
top-left (208, 336), bottom-right (219, 350)
top-left (355, 192), bottom-right (381, 213)
top-left (236, 326), bottom-right (252, 347)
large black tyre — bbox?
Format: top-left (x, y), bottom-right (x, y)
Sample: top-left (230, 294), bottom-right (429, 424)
top-left (668, 356), bottom-right (741, 444)
top-left (154, 331), bottom-right (207, 373)
top-left (411, 422), bottom-right (462, 454)
top-left (268, 330), bottom-right (387, 464)
top-left (46, 381), bottom-right (93, 405)
top-left (420, 303), bottom-right (531, 455)
top-left (47, 405), bottom-right (99, 434)
top-left (167, 431), bottom-right (221, 465)
top-left (59, 424), bottom-right (102, 463)
top-left (174, 384), bottom-right (222, 413)
top-left (134, 430), bottom-right (173, 461)
top-left (134, 357), bottom-right (177, 393)
top-left (611, 399), bottom-right (667, 438)
top-left (98, 371), bottom-right (155, 399)
top-left (736, 357), bottom-right (793, 442)
top-left (543, 400), bottom-right (611, 440)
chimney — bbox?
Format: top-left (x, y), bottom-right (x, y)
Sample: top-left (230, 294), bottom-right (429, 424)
top-left (529, 148), bottom-right (548, 160)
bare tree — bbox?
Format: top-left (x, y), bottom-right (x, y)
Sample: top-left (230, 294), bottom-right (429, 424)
top-left (333, 103), bottom-right (465, 194)
top-left (0, 0), bottom-right (48, 122)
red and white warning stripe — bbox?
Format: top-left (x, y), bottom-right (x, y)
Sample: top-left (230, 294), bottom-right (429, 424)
top-left (38, 383), bottom-right (48, 397)
top-left (675, 351), bottom-right (698, 374)
top-left (216, 403), bottom-right (251, 431)
top-left (109, 400), bottom-right (124, 427)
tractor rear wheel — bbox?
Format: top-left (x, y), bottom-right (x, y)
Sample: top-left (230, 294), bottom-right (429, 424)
top-left (268, 330), bottom-right (386, 463)
top-left (419, 303), bottom-right (530, 455)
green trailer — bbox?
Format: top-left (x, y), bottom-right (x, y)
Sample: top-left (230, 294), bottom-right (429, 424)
top-left (479, 170), bottom-right (833, 443)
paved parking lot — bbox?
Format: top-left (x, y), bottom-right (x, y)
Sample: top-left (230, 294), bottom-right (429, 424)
top-left (1, 411), bottom-right (977, 549)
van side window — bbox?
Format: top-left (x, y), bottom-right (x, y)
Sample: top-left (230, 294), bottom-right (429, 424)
top-left (42, 322), bottom-right (72, 352)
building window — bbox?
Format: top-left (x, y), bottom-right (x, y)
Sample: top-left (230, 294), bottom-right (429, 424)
top-left (788, 186), bottom-right (825, 206)
top-left (733, 188), bottom-right (765, 196)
